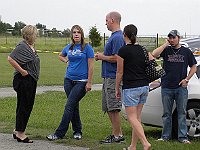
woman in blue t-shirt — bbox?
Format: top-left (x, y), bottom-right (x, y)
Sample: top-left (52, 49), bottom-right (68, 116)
top-left (47, 25), bottom-right (94, 141)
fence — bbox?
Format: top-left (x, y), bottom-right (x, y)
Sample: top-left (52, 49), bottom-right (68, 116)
top-left (1, 34), bottom-right (199, 53)
top-left (0, 36), bottom-right (70, 53)
top-left (103, 33), bottom-right (158, 51)
top-left (137, 35), bottom-right (158, 51)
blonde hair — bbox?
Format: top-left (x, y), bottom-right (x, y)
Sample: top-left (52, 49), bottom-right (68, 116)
top-left (22, 25), bottom-right (38, 45)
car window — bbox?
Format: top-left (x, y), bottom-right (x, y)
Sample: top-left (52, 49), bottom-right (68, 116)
top-left (196, 65), bottom-right (200, 79)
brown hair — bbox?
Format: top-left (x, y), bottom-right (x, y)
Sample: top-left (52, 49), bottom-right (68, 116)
top-left (69, 25), bottom-right (86, 51)
top-left (123, 24), bottom-right (137, 44)
top-left (22, 25), bottom-right (38, 45)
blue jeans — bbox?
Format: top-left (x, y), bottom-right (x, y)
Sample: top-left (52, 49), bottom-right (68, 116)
top-left (161, 87), bottom-right (188, 142)
top-left (55, 78), bottom-right (87, 138)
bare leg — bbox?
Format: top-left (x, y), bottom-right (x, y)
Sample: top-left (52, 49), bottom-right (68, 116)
top-left (16, 131), bottom-right (27, 139)
top-left (108, 111), bottom-right (122, 136)
top-left (130, 104), bottom-right (144, 149)
top-left (126, 105), bottom-right (151, 150)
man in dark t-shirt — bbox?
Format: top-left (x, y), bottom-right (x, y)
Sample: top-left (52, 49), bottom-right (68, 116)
top-left (152, 30), bottom-right (197, 144)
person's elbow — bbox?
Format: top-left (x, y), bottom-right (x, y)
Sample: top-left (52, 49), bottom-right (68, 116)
top-left (58, 53), bottom-right (64, 60)
top-left (151, 51), bottom-right (159, 58)
top-left (116, 71), bottom-right (123, 77)
top-left (192, 64), bottom-right (197, 73)
top-left (7, 56), bottom-right (12, 62)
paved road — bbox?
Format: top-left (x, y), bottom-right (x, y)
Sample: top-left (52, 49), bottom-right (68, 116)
top-left (0, 84), bottom-right (102, 150)
top-left (0, 133), bottom-right (89, 150)
top-left (0, 84), bottom-right (102, 98)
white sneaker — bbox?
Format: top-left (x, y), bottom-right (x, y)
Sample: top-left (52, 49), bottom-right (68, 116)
top-left (73, 133), bottom-right (82, 140)
top-left (156, 138), bottom-right (167, 141)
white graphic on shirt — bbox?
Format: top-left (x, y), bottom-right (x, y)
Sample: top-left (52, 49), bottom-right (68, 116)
top-left (70, 49), bottom-right (82, 56)
top-left (168, 54), bottom-right (184, 63)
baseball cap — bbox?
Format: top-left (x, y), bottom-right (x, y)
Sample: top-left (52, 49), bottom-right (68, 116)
top-left (168, 30), bottom-right (180, 38)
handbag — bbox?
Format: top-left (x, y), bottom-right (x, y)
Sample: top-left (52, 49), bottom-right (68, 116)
top-left (142, 46), bottom-right (165, 83)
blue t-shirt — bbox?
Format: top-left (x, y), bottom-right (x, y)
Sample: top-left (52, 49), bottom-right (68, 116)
top-left (102, 30), bottom-right (125, 78)
top-left (61, 43), bottom-right (94, 80)
top-left (160, 46), bottom-right (197, 88)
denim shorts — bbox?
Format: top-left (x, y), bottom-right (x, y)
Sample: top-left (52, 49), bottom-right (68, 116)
top-left (122, 86), bottom-right (149, 107)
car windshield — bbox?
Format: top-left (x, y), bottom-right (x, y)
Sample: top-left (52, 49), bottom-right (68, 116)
top-left (181, 37), bottom-right (200, 52)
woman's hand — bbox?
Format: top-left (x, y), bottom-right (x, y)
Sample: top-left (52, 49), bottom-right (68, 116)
top-left (85, 82), bottom-right (92, 92)
top-left (115, 88), bottom-right (121, 100)
top-left (21, 69), bottom-right (29, 76)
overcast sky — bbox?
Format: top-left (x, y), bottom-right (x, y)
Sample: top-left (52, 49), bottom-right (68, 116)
top-left (0, 0), bottom-right (200, 36)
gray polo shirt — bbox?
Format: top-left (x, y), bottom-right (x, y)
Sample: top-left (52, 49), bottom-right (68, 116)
top-left (9, 40), bottom-right (40, 81)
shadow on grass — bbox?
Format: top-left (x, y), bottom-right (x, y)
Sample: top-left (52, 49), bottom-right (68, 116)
top-left (144, 126), bottom-right (162, 139)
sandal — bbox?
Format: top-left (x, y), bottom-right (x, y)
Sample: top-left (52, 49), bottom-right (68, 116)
top-left (181, 139), bottom-right (191, 144)
top-left (13, 130), bottom-right (17, 139)
top-left (13, 133), bottom-right (17, 139)
top-left (16, 137), bottom-right (33, 143)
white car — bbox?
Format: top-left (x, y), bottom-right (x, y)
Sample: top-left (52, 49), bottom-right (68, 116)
top-left (142, 57), bottom-right (200, 138)
top-left (141, 38), bottom-right (200, 138)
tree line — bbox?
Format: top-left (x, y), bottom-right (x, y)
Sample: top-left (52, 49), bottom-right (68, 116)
top-left (0, 21), bottom-right (71, 38)
top-left (0, 21), bottom-right (102, 47)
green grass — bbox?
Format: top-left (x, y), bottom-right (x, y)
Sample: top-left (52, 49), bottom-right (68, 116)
top-left (0, 36), bottom-right (68, 53)
top-left (0, 36), bottom-right (195, 149)
top-left (0, 36), bottom-right (104, 53)
top-left (0, 53), bottom-right (102, 87)
top-left (0, 91), bottom-right (200, 150)
top-left (0, 36), bottom-right (162, 53)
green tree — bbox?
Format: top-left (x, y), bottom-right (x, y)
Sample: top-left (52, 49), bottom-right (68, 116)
top-left (62, 28), bottom-right (71, 38)
top-left (50, 28), bottom-right (59, 37)
top-left (0, 21), bottom-right (12, 35)
top-left (89, 26), bottom-right (102, 47)
top-left (36, 23), bottom-right (46, 29)
top-left (12, 21), bottom-right (26, 36)
top-left (36, 23), bottom-right (46, 36)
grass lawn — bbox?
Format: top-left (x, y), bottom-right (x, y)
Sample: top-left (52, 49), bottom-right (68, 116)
top-left (0, 36), bottom-right (104, 53)
top-left (0, 91), bottom-right (200, 150)
top-left (0, 37), bottom-right (198, 149)
top-left (0, 53), bottom-right (102, 87)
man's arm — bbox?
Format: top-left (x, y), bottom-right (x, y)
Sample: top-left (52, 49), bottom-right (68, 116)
top-left (186, 64), bottom-right (197, 81)
top-left (152, 40), bottom-right (170, 58)
top-left (179, 64), bottom-right (197, 86)
top-left (95, 52), bottom-right (117, 63)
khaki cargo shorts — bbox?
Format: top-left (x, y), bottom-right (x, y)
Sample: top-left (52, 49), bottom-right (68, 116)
top-left (102, 78), bottom-right (122, 112)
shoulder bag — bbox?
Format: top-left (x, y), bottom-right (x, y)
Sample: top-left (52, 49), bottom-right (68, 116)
top-left (142, 46), bottom-right (165, 83)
